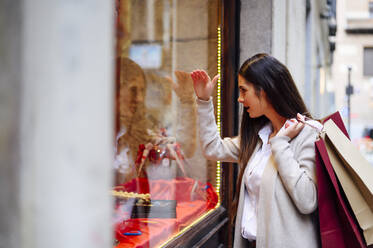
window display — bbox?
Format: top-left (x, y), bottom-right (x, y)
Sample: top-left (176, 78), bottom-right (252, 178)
top-left (113, 1), bottom-right (221, 247)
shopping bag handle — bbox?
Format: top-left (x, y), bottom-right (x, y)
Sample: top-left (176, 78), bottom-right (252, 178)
top-left (296, 114), bottom-right (324, 136)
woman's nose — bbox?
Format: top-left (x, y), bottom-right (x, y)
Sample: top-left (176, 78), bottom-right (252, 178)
top-left (237, 95), bottom-right (244, 103)
top-left (136, 93), bottom-right (144, 103)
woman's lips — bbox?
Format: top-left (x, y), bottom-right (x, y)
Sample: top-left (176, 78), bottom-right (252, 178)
top-left (129, 104), bottom-right (137, 113)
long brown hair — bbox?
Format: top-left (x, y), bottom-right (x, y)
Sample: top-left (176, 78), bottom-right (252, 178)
top-left (231, 53), bottom-right (312, 222)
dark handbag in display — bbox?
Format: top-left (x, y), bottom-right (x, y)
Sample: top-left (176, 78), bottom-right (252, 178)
top-left (131, 199), bottom-right (177, 219)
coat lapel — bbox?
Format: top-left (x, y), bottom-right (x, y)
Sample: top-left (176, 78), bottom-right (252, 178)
top-left (256, 155), bottom-right (278, 246)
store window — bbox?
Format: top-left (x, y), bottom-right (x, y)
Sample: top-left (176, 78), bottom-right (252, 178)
top-left (112, 1), bottom-right (221, 247)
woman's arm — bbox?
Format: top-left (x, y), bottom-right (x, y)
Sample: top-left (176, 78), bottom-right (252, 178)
top-left (197, 97), bottom-right (240, 162)
top-left (270, 126), bottom-right (318, 214)
top-left (168, 71), bottom-right (198, 158)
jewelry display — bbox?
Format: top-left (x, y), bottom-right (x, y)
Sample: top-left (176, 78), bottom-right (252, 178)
top-left (134, 128), bottom-right (187, 177)
top-left (111, 190), bottom-right (151, 202)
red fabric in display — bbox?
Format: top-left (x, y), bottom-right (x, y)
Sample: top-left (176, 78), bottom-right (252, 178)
top-left (113, 177), bottom-right (218, 248)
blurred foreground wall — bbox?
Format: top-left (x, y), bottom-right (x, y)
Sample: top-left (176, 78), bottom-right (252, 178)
top-left (0, 1), bottom-right (114, 248)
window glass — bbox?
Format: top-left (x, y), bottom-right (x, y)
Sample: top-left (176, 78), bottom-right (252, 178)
top-left (113, 1), bottom-right (220, 247)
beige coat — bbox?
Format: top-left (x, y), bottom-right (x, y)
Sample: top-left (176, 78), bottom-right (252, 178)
top-left (197, 98), bottom-right (320, 248)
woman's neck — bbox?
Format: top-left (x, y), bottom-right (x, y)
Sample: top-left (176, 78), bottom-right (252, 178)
top-left (265, 108), bottom-right (286, 137)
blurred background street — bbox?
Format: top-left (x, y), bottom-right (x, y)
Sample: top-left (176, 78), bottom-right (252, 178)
top-left (330, 0), bottom-right (373, 164)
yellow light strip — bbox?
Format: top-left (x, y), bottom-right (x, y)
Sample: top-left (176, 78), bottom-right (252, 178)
top-left (158, 26), bottom-right (223, 248)
top-left (158, 207), bottom-right (219, 248)
top-left (216, 26), bottom-right (222, 205)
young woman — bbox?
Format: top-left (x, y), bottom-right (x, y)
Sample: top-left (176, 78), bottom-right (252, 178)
top-left (191, 53), bottom-right (320, 248)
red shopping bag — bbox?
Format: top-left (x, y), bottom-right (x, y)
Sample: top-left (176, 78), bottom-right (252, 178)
top-left (316, 112), bottom-right (366, 248)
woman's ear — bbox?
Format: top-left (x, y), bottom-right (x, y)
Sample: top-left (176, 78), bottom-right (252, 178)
top-left (259, 89), bottom-right (268, 102)
top-left (260, 89), bottom-right (272, 110)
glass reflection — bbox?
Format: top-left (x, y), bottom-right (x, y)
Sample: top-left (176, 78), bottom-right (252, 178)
top-left (112, 0), bottom-right (220, 247)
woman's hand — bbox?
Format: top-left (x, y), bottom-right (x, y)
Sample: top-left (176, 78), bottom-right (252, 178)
top-left (277, 117), bottom-right (305, 139)
top-left (165, 71), bottom-right (195, 103)
top-left (190, 70), bottom-right (219, 101)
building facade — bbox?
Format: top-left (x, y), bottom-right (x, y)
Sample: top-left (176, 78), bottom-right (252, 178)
top-left (330, 0), bottom-right (373, 139)
top-left (329, 0), bottom-right (373, 165)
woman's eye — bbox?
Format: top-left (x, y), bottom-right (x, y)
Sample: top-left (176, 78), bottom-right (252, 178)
top-left (130, 87), bottom-right (137, 97)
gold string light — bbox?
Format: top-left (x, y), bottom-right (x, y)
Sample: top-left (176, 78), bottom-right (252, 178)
top-left (216, 26), bottom-right (222, 206)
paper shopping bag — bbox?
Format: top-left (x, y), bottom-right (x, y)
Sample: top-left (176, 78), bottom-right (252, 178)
top-left (315, 111), bottom-right (366, 247)
top-left (323, 120), bottom-right (373, 211)
top-left (322, 119), bottom-right (373, 245)
top-left (316, 139), bottom-right (366, 247)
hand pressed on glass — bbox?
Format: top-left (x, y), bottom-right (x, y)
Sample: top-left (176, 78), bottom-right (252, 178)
top-left (190, 70), bottom-right (219, 101)
top-left (165, 70), bottom-right (196, 104)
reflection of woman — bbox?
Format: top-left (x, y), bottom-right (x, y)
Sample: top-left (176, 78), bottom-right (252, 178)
top-left (191, 54), bottom-right (319, 248)
top-left (114, 57), bottom-right (197, 185)
top-left (115, 57), bottom-right (150, 184)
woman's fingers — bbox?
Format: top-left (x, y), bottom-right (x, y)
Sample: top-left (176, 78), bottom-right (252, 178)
top-left (290, 122), bottom-right (305, 137)
top-left (296, 122), bottom-right (305, 132)
top-left (191, 69), bottom-right (211, 84)
top-left (289, 121), bottom-right (304, 131)
top-left (165, 76), bottom-right (176, 89)
top-left (193, 70), bottom-right (202, 81)
top-left (175, 70), bottom-right (180, 78)
top-left (280, 119), bottom-right (304, 139)
top-left (212, 74), bottom-right (219, 86)
top-left (191, 70), bottom-right (201, 83)
top-left (196, 70), bottom-right (202, 80)
top-left (198, 70), bottom-right (206, 82)
top-left (192, 70), bottom-right (198, 80)
top-left (190, 71), bottom-right (196, 81)
top-left (296, 113), bottom-right (305, 122)
top-left (201, 72), bottom-right (207, 81)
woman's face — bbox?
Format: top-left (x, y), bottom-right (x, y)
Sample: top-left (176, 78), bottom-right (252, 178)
top-left (119, 74), bottom-right (145, 120)
top-left (237, 75), bottom-right (268, 118)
